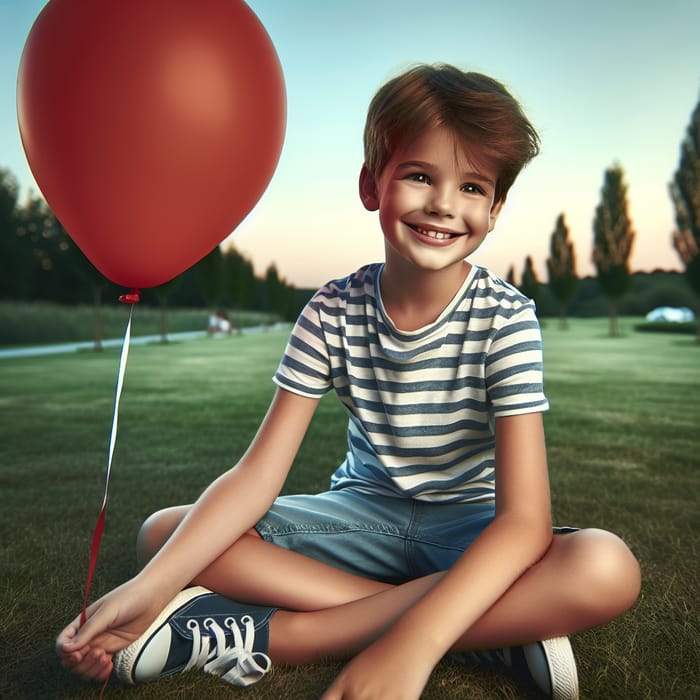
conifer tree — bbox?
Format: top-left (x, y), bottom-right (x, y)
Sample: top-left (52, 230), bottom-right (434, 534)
top-left (153, 275), bottom-right (183, 343)
top-left (669, 95), bottom-right (700, 342)
top-left (505, 265), bottom-right (517, 287)
top-left (225, 247), bottom-right (257, 310)
top-left (0, 169), bottom-right (22, 299)
top-left (196, 244), bottom-right (225, 310)
top-left (592, 164), bottom-right (635, 336)
top-left (265, 263), bottom-right (295, 319)
top-left (546, 213), bottom-right (578, 328)
top-left (49, 213), bottom-right (109, 350)
top-left (519, 256), bottom-right (541, 307)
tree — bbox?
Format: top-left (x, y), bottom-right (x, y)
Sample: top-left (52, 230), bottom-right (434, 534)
top-left (153, 275), bottom-right (183, 343)
top-left (546, 213), bottom-right (578, 328)
top-left (505, 265), bottom-right (517, 287)
top-left (264, 263), bottom-right (287, 317)
top-left (14, 192), bottom-right (72, 301)
top-left (48, 212), bottom-right (110, 350)
top-left (592, 164), bottom-right (635, 337)
top-left (0, 175), bottom-right (110, 310)
top-left (263, 263), bottom-right (300, 321)
top-left (196, 245), bottom-right (226, 310)
top-left (519, 256), bottom-right (541, 307)
top-left (0, 169), bottom-right (24, 299)
top-left (225, 247), bottom-right (258, 310)
top-left (669, 95), bottom-right (700, 342)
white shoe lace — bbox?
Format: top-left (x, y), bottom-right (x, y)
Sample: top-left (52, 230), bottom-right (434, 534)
top-left (183, 615), bottom-right (272, 687)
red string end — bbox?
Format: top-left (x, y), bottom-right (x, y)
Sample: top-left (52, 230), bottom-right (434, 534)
top-left (80, 506), bottom-right (107, 627)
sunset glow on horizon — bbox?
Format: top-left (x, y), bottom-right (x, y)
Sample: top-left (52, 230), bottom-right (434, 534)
top-left (2, 0), bottom-right (698, 289)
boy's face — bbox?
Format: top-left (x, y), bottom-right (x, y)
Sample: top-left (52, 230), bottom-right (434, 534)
top-left (360, 126), bottom-right (504, 275)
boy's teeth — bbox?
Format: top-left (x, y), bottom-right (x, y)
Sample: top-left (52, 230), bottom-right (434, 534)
top-left (417, 226), bottom-right (452, 240)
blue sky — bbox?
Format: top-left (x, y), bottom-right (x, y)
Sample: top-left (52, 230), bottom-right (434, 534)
top-left (1, 0), bottom-right (699, 288)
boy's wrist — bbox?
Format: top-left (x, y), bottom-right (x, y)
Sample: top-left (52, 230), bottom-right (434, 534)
top-left (134, 563), bottom-right (186, 605)
top-left (383, 608), bottom-right (453, 667)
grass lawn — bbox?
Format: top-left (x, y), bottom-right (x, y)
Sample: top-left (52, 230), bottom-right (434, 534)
top-left (1, 317), bottom-right (698, 699)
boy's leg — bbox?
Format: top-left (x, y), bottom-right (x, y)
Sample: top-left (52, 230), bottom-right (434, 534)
top-left (128, 495), bottom-right (639, 699)
top-left (267, 528), bottom-right (640, 663)
top-left (137, 504), bottom-right (393, 610)
top-left (138, 508), bottom-right (639, 662)
top-left (115, 528), bottom-right (638, 700)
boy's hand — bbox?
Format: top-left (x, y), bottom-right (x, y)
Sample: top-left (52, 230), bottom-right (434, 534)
top-left (321, 633), bottom-right (435, 700)
top-left (56, 576), bottom-right (167, 682)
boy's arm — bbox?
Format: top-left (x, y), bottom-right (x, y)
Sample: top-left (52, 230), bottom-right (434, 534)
top-left (390, 411), bottom-right (552, 644)
top-left (138, 387), bottom-right (320, 593)
top-left (58, 388), bottom-right (319, 663)
top-left (324, 411), bottom-right (552, 699)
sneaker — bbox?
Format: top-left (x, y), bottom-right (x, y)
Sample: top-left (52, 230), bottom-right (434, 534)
top-left (451, 636), bottom-right (579, 700)
top-left (113, 586), bottom-right (276, 687)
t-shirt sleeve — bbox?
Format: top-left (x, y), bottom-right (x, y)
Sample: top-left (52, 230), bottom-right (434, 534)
top-left (273, 293), bottom-right (333, 399)
top-left (485, 301), bottom-right (549, 417)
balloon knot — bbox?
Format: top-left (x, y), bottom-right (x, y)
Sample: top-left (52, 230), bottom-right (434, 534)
top-left (118, 289), bottom-right (141, 304)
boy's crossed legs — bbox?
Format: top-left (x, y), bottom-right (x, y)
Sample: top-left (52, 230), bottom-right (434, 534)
top-left (128, 495), bottom-right (640, 693)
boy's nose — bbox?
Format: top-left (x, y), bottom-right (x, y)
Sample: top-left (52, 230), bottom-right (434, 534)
top-left (425, 188), bottom-right (455, 218)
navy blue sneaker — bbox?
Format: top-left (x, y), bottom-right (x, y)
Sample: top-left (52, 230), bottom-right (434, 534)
top-left (113, 586), bottom-right (275, 687)
top-left (451, 636), bottom-right (579, 699)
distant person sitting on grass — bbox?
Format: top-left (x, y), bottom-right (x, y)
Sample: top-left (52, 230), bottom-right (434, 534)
top-left (208, 309), bottom-right (232, 336)
top-left (57, 64), bottom-right (641, 700)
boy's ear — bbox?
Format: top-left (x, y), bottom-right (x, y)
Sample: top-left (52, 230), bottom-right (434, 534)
top-left (359, 165), bottom-right (379, 211)
top-left (488, 196), bottom-right (506, 232)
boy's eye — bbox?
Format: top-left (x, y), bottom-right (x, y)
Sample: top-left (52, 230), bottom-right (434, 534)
top-left (406, 172), bottom-right (431, 184)
top-left (461, 182), bottom-right (485, 195)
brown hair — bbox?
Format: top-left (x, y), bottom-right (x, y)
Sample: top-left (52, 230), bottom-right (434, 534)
top-left (363, 64), bottom-right (540, 202)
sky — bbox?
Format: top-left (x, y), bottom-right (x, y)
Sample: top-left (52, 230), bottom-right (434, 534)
top-left (1, 0), bottom-right (699, 289)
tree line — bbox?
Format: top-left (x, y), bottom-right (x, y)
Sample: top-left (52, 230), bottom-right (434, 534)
top-left (1, 94), bottom-right (698, 340)
top-left (506, 94), bottom-right (699, 338)
top-left (0, 174), bottom-right (303, 322)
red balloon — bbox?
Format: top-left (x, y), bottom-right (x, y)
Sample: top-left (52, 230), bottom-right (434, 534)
top-left (17, 0), bottom-right (285, 289)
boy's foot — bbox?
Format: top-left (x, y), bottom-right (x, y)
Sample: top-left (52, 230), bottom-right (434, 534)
top-left (113, 586), bottom-right (275, 687)
top-left (451, 636), bottom-right (579, 700)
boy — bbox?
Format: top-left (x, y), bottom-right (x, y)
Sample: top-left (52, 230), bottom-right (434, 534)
top-left (57, 64), bottom-right (641, 700)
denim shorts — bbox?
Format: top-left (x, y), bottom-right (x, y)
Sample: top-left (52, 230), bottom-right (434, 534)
top-left (255, 489), bottom-right (578, 584)
top-left (255, 489), bottom-right (486, 583)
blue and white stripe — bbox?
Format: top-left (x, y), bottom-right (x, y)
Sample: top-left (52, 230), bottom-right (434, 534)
top-left (274, 263), bottom-right (548, 503)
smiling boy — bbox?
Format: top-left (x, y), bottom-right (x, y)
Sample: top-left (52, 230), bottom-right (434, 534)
top-left (360, 124), bottom-right (502, 331)
top-left (57, 64), bottom-right (641, 700)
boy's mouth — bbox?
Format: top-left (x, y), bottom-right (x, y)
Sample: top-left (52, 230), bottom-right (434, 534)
top-left (407, 224), bottom-right (464, 240)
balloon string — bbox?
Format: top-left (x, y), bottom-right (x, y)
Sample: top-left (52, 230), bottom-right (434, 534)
top-left (80, 301), bottom-right (136, 627)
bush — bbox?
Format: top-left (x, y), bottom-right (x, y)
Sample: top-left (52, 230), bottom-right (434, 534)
top-left (634, 321), bottom-right (698, 335)
top-left (622, 282), bottom-right (699, 316)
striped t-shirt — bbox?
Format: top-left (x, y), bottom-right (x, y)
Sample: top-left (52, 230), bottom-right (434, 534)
top-left (274, 262), bottom-right (549, 504)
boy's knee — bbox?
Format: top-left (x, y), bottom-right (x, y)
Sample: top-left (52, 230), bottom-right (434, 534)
top-left (569, 528), bottom-right (641, 614)
top-left (136, 505), bottom-right (190, 568)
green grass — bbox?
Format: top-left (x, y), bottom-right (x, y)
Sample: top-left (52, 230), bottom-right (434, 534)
top-left (1, 318), bottom-right (698, 699)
